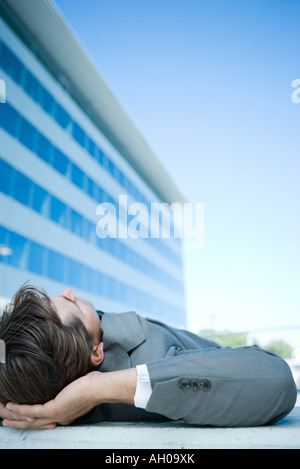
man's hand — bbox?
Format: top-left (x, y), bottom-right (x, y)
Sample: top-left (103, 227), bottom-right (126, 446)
top-left (0, 402), bottom-right (38, 426)
top-left (1, 368), bottom-right (137, 430)
top-left (1, 371), bottom-right (101, 430)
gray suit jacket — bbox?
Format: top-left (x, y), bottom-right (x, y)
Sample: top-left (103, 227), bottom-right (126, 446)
top-left (75, 311), bottom-right (297, 427)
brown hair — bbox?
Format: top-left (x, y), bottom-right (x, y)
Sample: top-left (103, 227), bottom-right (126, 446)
top-left (0, 284), bottom-right (93, 405)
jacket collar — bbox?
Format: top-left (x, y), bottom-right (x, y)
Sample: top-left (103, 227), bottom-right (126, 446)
top-left (99, 311), bottom-right (146, 372)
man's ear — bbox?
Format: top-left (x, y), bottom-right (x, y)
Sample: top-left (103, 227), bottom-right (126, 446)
top-left (90, 342), bottom-right (104, 367)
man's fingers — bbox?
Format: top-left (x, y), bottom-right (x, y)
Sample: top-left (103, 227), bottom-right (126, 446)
top-left (39, 423), bottom-right (57, 430)
top-left (2, 418), bottom-right (56, 430)
top-left (6, 402), bottom-right (48, 419)
top-left (0, 403), bottom-right (34, 422)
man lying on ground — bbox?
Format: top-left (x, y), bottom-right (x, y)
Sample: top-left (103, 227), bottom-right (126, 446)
top-left (0, 284), bottom-right (297, 429)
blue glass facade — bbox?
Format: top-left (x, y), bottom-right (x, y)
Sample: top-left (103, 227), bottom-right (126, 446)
top-left (0, 225), bottom-right (183, 321)
top-left (0, 19), bottom-right (186, 326)
top-left (0, 157), bottom-right (183, 294)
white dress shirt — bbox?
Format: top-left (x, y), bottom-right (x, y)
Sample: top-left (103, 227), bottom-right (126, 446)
top-left (134, 364), bottom-right (152, 409)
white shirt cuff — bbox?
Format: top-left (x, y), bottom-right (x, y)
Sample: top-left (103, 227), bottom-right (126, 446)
top-left (134, 364), bottom-right (152, 409)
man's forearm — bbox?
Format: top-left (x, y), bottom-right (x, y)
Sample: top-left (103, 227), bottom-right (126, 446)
top-left (0, 368), bottom-right (138, 429)
top-left (91, 368), bottom-right (138, 406)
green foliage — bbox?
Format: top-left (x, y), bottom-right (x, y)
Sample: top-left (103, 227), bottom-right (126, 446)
top-left (262, 340), bottom-right (294, 359)
top-left (200, 329), bottom-right (247, 348)
top-left (199, 331), bottom-right (294, 358)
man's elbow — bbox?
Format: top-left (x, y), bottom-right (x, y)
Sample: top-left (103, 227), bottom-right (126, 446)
top-left (263, 352), bottom-right (297, 425)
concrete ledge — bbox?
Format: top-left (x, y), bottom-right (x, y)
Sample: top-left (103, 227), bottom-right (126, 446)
top-left (1, 405), bottom-right (299, 449)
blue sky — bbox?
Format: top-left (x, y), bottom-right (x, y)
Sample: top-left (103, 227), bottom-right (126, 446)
top-left (53, 0), bottom-right (300, 346)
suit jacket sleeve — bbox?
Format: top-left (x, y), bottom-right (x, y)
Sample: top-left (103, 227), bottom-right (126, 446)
top-left (144, 346), bottom-right (297, 427)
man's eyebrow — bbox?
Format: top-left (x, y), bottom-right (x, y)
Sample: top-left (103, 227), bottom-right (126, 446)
top-left (60, 295), bottom-right (82, 313)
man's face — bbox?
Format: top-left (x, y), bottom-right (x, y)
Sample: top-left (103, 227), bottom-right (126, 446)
top-left (50, 288), bottom-right (102, 345)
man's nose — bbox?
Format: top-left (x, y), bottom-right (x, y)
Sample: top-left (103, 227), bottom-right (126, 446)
top-left (61, 288), bottom-right (77, 302)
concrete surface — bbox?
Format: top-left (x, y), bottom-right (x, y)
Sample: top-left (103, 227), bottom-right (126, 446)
top-left (0, 394), bottom-right (299, 449)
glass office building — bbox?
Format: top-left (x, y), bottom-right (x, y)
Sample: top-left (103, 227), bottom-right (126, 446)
top-left (0, 0), bottom-right (186, 326)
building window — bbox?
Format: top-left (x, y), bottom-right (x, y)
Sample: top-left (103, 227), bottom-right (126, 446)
top-left (70, 163), bottom-right (85, 189)
top-left (0, 101), bottom-right (19, 137)
top-left (19, 116), bottom-right (36, 152)
top-left (53, 147), bottom-right (70, 176)
top-left (40, 86), bottom-right (55, 115)
top-left (31, 184), bottom-right (49, 216)
top-left (0, 42), bottom-right (23, 85)
top-left (24, 70), bottom-right (40, 103)
top-left (13, 171), bottom-right (32, 206)
top-left (72, 121), bottom-right (86, 148)
top-left (66, 258), bottom-right (82, 288)
top-left (36, 132), bottom-right (53, 164)
top-left (50, 196), bottom-right (69, 228)
top-left (87, 137), bottom-right (96, 158)
top-left (54, 102), bottom-right (71, 130)
top-left (95, 146), bottom-right (104, 165)
top-left (7, 231), bottom-right (28, 269)
top-left (0, 158), bottom-right (12, 196)
top-left (70, 209), bottom-right (82, 236)
top-left (28, 241), bottom-right (46, 275)
top-left (47, 249), bottom-right (65, 282)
